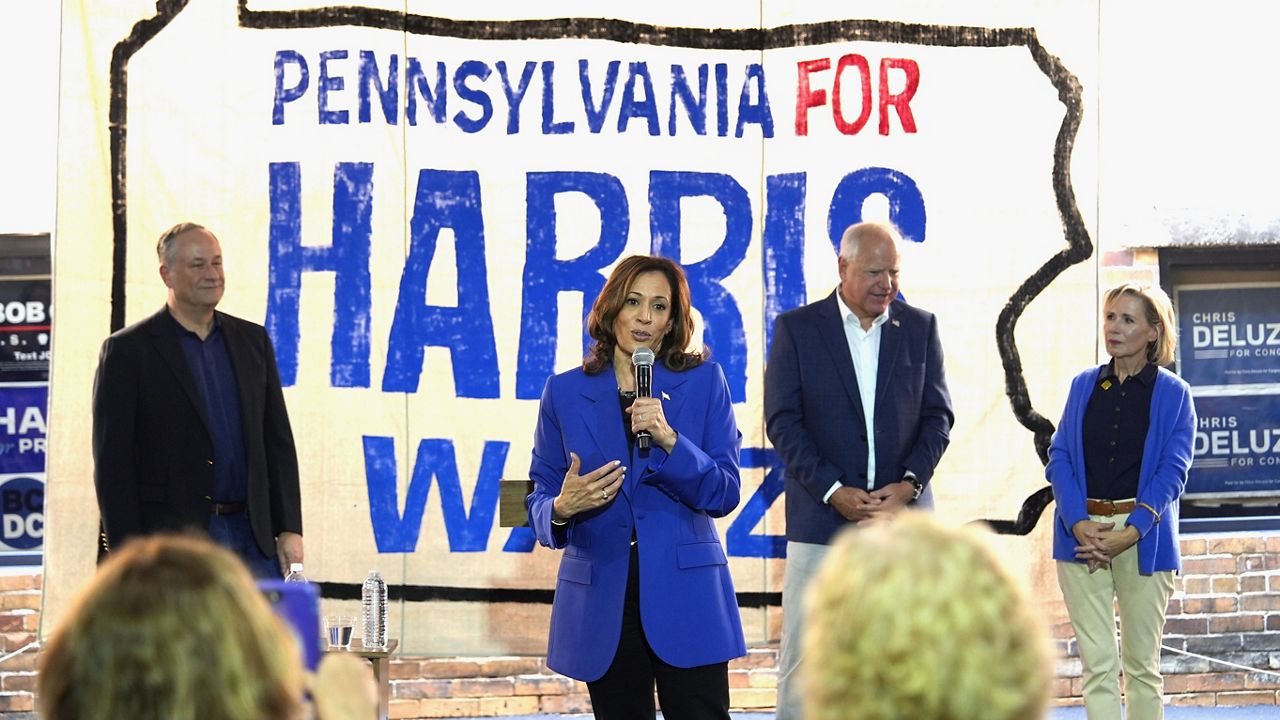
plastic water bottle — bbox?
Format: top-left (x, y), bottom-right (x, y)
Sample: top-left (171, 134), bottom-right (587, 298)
top-left (361, 569), bottom-right (388, 649)
top-left (283, 562), bottom-right (307, 583)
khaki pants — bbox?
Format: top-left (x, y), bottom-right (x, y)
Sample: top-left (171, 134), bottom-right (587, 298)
top-left (776, 541), bottom-right (829, 720)
top-left (1057, 511), bottom-right (1176, 720)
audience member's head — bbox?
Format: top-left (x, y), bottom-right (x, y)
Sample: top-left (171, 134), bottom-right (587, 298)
top-left (803, 513), bottom-right (1051, 720)
top-left (39, 534), bottom-right (304, 720)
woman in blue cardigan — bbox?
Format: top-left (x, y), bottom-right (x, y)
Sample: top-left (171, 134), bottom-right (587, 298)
top-left (527, 255), bottom-right (745, 720)
top-left (1047, 282), bottom-right (1196, 720)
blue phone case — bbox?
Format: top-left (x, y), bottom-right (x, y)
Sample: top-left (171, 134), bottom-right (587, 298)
top-left (258, 579), bottom-right (322, 670)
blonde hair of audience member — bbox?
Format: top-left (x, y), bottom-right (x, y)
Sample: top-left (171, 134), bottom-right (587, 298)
top-left (1102, 282), bottom-right (1178, 366)
top-left (39, 534), bottom-right (304, 720)
top-left (803, 514), bottom-right (1051, 720)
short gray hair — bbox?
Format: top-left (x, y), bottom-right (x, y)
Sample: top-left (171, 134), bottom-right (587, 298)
top-left (839, 222), bottom-right (903, 261)
top-left (156, 222), bottom-right (212, 266)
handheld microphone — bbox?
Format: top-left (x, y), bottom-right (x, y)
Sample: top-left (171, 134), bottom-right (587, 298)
top-left (632, 347), bottom-right (655, 451)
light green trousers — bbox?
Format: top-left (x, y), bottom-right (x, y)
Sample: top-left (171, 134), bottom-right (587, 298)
top-left (1057, 512), bottom-right (1176, 720)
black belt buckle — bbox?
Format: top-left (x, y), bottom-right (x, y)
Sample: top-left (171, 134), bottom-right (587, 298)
top-left (210, 501), bottom-right (246, 516)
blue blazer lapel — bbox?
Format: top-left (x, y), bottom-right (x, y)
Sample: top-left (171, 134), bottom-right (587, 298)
top-left (581, 369), bottom-right (630, 475)
top-left (816, 294), bottom-right (866, 422)
top-left (875, 307), bottom-right (905, 414)
top-left (651, 362), bottom-right (689, 421)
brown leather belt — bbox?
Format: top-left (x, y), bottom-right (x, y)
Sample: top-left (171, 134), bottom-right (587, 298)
top-left (1087, 498), bottom-right (1136, 516)
top-left (210, 502), bottom-right (246, 516)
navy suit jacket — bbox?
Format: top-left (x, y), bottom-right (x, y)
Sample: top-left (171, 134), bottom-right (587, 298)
top-left (92, 307), bottom-right (302, 558)
top-left (764, 293), bottom-right (953, 545)
top-left (527, 359), bottom-right (746, 682)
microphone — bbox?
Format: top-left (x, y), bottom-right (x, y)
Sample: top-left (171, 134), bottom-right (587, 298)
top-left (632, 347), bottom-right (655, 451)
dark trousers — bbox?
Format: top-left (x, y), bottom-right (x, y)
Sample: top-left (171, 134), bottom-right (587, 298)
top-left (208, 513), bottom-right (280, 579)
top-left (587, 544), bottom-right (731, 720)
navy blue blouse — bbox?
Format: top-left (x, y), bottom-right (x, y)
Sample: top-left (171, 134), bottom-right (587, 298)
top-left (1081, 360), bottom-right (1156, 501)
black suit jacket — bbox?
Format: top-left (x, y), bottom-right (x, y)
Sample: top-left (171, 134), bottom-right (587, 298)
top-left (92, 307), bottom-right (302, 557)
top-left (764, 293), bottom-right (953, 545)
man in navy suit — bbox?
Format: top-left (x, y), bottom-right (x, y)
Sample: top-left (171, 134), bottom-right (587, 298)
top-left (92, 222), bottom-right (303, 578)
top-left (764, 222), bottom-right (953, 720)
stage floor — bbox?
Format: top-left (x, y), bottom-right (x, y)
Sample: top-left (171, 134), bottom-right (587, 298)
top-left (475, 707), bottom-right (1277, 720)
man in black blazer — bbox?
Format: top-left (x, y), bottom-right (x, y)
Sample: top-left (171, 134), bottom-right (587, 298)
top-left (92, 222), bottom-right (303, 578)
top-left (764, 222), bottom-right (953, 720)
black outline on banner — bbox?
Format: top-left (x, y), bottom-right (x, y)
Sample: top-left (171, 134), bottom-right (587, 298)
top-left (107, 1), bottom-right (1091, 604)
top-left (317, 581), bottom-right (781, 609)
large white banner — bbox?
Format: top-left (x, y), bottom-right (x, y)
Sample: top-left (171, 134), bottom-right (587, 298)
top-left (48, 0), bottom-right (1099, 653)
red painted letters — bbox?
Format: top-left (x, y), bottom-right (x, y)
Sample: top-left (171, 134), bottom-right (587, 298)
top-left (794, 54), bottom-right (919, 136)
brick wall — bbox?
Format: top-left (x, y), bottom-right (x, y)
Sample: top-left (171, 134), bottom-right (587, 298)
top-left (0, 572), bottom-right (40, 720)
top-left (1050, 535), bottom-right (1280, 709)
top-left (7, 534), bottom-right (1280, 718)
top-left (385, 649), bottom-right (777, 718)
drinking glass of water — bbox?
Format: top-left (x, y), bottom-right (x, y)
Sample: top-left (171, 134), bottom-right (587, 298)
top-left (325, 615), bottom-right (355, 650)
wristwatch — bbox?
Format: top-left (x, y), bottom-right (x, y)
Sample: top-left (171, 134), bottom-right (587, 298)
top-left (906, 476), bottom-right (924, 500)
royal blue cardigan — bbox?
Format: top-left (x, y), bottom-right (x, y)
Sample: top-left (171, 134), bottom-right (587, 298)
top-left (1046, 365), bottom-right (1197, 574)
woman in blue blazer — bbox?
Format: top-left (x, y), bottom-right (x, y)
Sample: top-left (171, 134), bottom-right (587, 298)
top-left (527, 255), bottom-right (746, 720)
top-left (1047, 282), bottom-right (1196, 720)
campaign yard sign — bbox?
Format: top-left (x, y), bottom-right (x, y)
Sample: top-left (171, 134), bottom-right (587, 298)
top-left (1177, 284), bottom-right (1280, 389)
